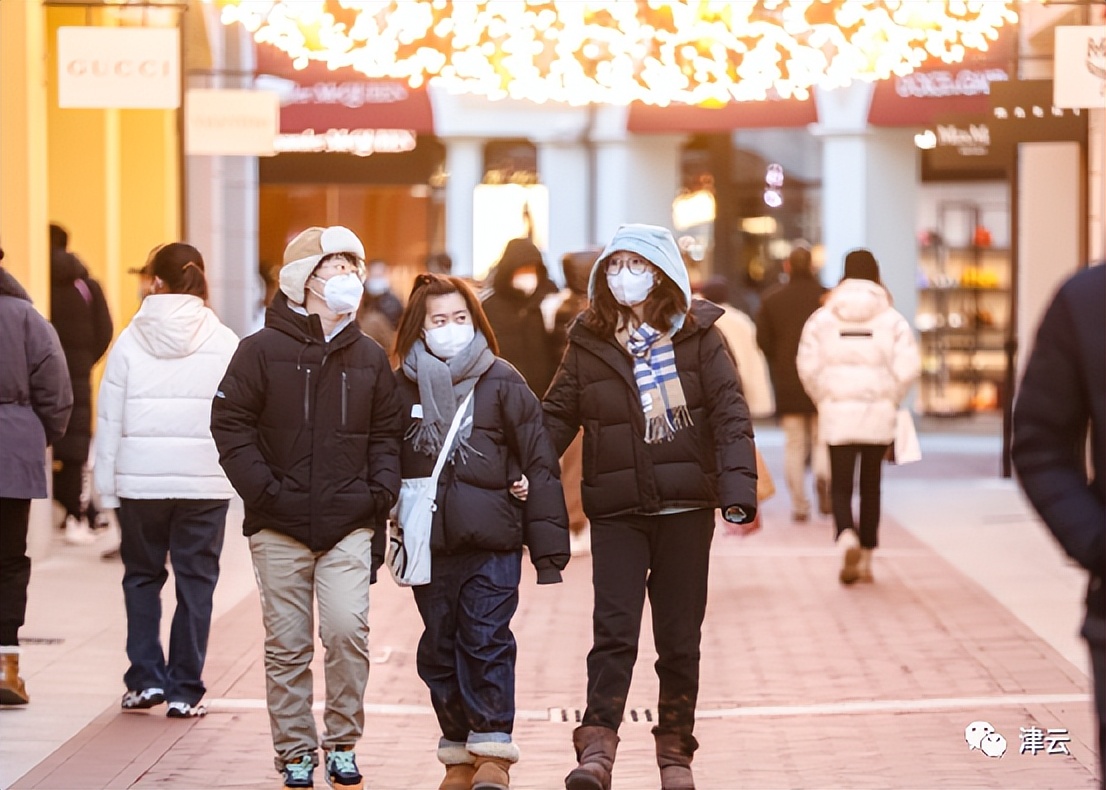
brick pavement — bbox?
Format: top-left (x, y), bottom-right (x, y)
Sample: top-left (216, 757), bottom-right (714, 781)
top-left (10, 442), bottom-right (1100, 789)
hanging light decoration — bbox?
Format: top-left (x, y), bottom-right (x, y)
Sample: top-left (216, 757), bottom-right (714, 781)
top-left (205, 1), bottom-right (1020, 106)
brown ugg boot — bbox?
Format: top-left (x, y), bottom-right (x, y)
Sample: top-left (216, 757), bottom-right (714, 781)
top-left (857, 548), bottom-right (874, 582)
top-left (0, 648), bottom-right (29, 705)
top-left (654, 731), bottom-right (697, 790)
top-left (565, 725), bottom-right (619, 790)
top-left (437, 739), bottom-right (476, 790)
top-left (471, 756), bottom-right (511, 790)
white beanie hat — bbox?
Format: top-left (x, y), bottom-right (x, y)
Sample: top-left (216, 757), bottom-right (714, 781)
top-left (279, 226), bottom-right (365, 304)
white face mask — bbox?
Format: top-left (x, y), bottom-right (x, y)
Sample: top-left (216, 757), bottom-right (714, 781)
top-left (607, 268), bottom-right (654, 306)
top-left (424, 322), bottom-right (475, 359)
top-left (312, 272), bottom-right (364, 314)
top-left (512, 272), bottom-right (539, 296)
top-left (365, 276), bottom-right (390, 296)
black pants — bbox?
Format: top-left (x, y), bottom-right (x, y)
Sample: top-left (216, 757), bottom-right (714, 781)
top-left (53, 458), bottom-right (84, 520)
top-left (828, 444), bottom-right (889, 549)
top-left (584, 509), bottom-right (714, 746)
top-left (119, 498), bottom-right (228, 705)
top-left (1084, 614), bottom-right (1106, 789)
top-left (0, 498), bottom-right (32, 646)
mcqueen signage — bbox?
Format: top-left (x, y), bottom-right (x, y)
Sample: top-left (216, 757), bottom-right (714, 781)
top-left (283, 81), bottom-right (410, 108)
top-left (57, 27), bottom-right (180, 109)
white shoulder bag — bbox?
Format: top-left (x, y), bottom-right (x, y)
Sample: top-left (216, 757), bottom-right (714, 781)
top-left (386, 390), bottom-right (473, 587)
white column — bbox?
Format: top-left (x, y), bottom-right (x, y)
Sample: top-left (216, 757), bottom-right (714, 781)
top-left (536, 140), bottom-right (589, 285)
top-left (443, 138), bottom-right (483, 278)
top-left (592, 134), bottom-right (682, 244)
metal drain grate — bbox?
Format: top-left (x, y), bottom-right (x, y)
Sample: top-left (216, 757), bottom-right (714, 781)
top-left (547, 707), bottom-right (654, 723)
top-left (18, 637), bottom-right (64, 646)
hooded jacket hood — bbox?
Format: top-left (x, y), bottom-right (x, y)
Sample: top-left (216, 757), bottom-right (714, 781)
top-left (130, 293), bottom-right (221, 359)
top-left (589, 224), bottom-right (692, 310)
top-left (826, 279), bottom-right (890, 324)
top-left (0, 267), bottom-right (31, 301)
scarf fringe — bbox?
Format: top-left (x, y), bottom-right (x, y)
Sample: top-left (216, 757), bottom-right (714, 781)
top-left (643, 406), bottom-right (694, 445)
top-left (406, 420), bottom-right (443, 458)
top-left (670, 405), bottom-right (693, 430)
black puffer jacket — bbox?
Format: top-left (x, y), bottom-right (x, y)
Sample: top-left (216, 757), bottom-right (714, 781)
top-left (211, 292), bottom-right (402, 552)
top-left (50, 250), bottom-right (113, 462)
top-left (483, 267), bottom-right (560, 398)
top-left (755, 274), bottom-right (826, 415)
top-left (395, 359), bottom-right (569, 582)
top-left (543, 300), bottom-right (757, 519)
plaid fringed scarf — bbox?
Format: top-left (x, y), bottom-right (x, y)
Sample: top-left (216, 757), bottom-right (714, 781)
top-left (618, 321), bottom-right (693, 444)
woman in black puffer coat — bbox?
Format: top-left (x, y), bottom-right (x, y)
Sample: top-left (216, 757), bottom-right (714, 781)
top-left (393, 273), bottom-right (568, 790)
top-left (544, 224), bottom-right (758, 790)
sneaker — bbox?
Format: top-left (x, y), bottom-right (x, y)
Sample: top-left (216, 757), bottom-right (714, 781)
top-left (121, 687), bottom-right (165, 710)
top-left (838, 529), bottom-right (861, 585)
top-left (63, 515), bottom-right (97, 546)
top-left (166, 701), bottom-right (207, 718)
top-left (325, 748), bottom-right (364, 789)
top-left (282, 755), bottom-right (316, 789)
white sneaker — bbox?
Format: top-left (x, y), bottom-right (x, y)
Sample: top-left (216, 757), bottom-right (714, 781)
top-left (97, 515), bottom-right (122, 559)
top-left (63, 515), bottom-right (97, 546)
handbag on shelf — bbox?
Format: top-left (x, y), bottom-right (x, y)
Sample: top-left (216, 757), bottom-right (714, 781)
top-left (386, 390), bottom-right (473, 587)
top-left (889, 408), bottom-right (922, 465)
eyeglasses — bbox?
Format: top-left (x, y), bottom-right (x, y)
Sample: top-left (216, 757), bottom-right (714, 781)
top-left (315, 253), bottom-right (366, 280)
top-left (605, 255), bottom-right (650, 276)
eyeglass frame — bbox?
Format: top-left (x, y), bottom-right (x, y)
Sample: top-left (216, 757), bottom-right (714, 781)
top-left (604, 254), bottom-right (652, 276)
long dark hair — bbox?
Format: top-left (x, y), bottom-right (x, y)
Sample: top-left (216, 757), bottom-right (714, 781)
top-left (393, 273), bottom-right (499, 363)
top-left (582, 261), bottom-right (689, 336)
top-left (149, 243), bottom-right (208, 300)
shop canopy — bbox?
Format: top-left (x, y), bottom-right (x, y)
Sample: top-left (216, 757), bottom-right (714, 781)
top-left (627, 95), bottom-right (816, 133)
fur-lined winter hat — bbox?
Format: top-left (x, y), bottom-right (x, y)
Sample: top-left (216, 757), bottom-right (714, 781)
top-left (280, 226), bottom-right (365, 304)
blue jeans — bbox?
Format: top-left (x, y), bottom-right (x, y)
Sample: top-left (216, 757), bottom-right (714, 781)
top-left (119, 498), bottom-right (228, 705)
top-left (413, 550), bottom-right (521, 743)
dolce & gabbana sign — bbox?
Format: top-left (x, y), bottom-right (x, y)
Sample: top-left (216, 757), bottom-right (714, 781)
top-left (57, 27), bottom-right (180, 109)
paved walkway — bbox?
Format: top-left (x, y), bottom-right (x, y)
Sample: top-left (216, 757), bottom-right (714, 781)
top-left (1, 428), bottom-right (1099, 789)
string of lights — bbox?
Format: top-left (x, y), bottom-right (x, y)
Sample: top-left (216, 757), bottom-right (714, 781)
top-left (204, 1), bottom-right (1022, 106)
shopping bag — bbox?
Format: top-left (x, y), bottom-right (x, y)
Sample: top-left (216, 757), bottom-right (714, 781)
top-left (891, 409), bottom-right (922, 465)
top-left (386, 390), bottom-right (473, 587)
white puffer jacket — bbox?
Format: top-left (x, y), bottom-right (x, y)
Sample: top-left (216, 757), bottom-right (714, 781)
top-left (796, 279), bottom-right (920, 446)
top-left (95, 294), bottom-right (238, 507)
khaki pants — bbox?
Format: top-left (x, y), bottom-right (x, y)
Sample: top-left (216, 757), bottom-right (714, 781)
top-left (780, 414), bottom-right (828, 517)
top-left (250, 528), bottom-right (373, 769)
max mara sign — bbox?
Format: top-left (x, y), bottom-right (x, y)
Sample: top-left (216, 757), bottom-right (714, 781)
top-left (57, 27), bottom-right (180, 109)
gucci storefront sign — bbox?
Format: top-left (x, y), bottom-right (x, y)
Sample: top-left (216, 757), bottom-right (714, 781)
top-left (57, 27), bottom-right (180, 109)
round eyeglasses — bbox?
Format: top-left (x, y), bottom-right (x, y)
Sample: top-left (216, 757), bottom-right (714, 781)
top-left (316, 253), bottom-right (366, 281)
top-left (605, 256), bottom-right (650, 276)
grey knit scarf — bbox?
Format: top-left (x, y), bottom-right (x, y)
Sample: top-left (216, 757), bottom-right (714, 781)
top-left (401, 330), bottom-right (496, 460)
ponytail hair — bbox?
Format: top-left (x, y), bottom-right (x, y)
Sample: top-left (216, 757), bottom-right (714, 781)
top-left (149, 242), bottom-right (208, 300)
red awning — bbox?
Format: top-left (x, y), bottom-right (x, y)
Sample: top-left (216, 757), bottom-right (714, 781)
top-left (867, 63), bottom-right (1012, 127)
top-left (628, 96), bottom-right (816, 133)
top-left (255, 44), bottom-right (435, 134)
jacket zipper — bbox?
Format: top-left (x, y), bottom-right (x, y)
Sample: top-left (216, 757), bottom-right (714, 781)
top-left (341, 371), bottom-right (348, 428)
top-left (303, 367), bottom-right (312, 423)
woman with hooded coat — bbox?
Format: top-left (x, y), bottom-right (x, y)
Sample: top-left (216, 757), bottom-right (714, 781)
top-left (95, 243), bottom-right (238, 718)
top-left (393, 273), bottom-right (569, 790)
top-left (543, 224), bottom-right (758, 790)
top-left (796, 249), bottom-right (920, 585)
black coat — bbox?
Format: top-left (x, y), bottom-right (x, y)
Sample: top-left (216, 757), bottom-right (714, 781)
top-left (395, 360), bottom-right (568, 581)
top-left (1012, 264), bottom-right (1105, 619)
top-left (211, 293), bottom-right (402, 552)
top-left (0, 268), bottom-right (73, 499)
top-left (50, 250), bottom-right (113, 461)
top-left (483, 276), bottom-right (560, 398)
top-left (755, 275), bottom-right (826, 415)
top-left (543, 300), bottom-right (757, 519)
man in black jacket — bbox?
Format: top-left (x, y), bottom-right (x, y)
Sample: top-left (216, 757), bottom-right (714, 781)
top-left (756, 245), bottom-right (829, 521)
top-left (211, 226), bottom-right (401, 790)
top-left (48, 224), bottom-right (113, 544)
top-left (1012, 263), bottom-right (1105, 788)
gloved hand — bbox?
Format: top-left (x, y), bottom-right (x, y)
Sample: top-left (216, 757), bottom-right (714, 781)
top-left (369, 520), bottom-right (387, 585)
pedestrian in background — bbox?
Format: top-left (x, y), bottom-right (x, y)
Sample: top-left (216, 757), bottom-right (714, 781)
top-left (393, 273), bottom-right (569, 790)
top-left (49, 223), bottom-right (113, 545)
top-left (94, 243), bottom-right (238, 718)
top-left (797, 249), bottom-right (920, 585)
top-left (544, 224), bottom-right (758, 790)
top-left (211, 226), bottom-right (402, 790)
top-left (0, 245), bottom-right (73, 705)
top-left (756, 244), bottom-right (829, 522)
top-left (1012, 263), bottom-right (1105, 788)
top-left (482, 238), bottom-right (560, 398)
top-left (546, 249), bottom-right (600, 554)
top-left (357, 258), bottom-right (403, 350)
